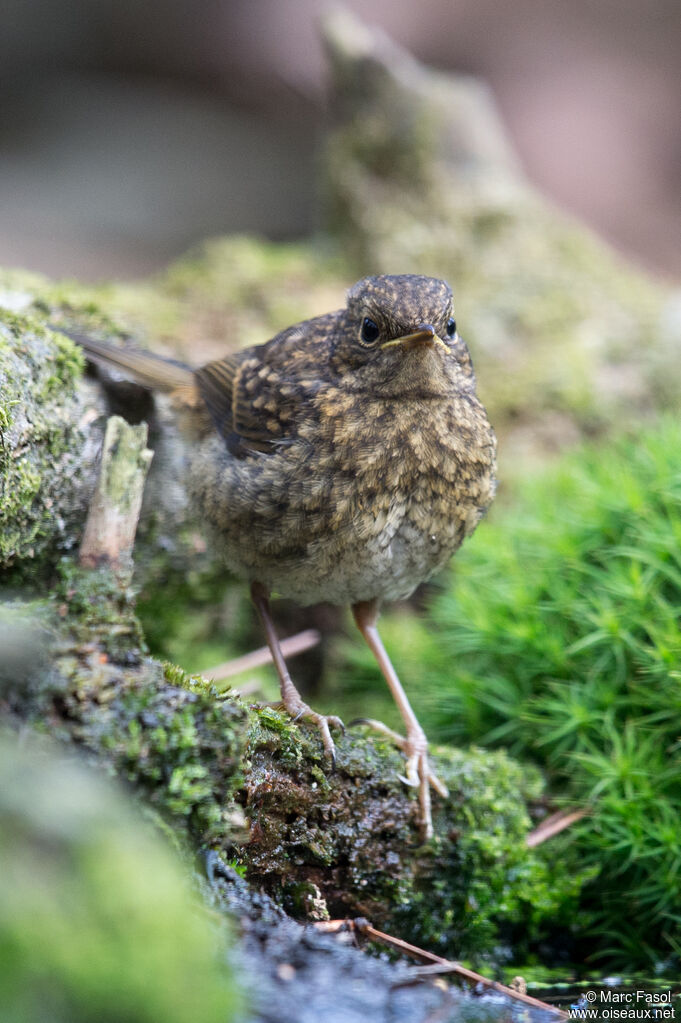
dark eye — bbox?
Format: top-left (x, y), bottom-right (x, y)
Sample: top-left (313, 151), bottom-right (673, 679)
top-left (446, 318), bottom-right (457, 338)
top-left (360, 317), bottom-right (380, 344)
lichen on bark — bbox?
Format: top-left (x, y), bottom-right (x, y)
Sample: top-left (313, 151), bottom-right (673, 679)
top-left (0, 314), bottom-right (103, 580)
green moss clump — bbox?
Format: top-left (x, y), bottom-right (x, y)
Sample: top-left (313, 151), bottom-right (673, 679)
top-left (391, 746), bottom-right (588, 963)
top-left (103, 677), bottom-right (247, 842)
top-left (0, 730), bottom-right (243, 1023)
top-left (239, 717), bottom-right (583, 965)
top-left (24, 561), bottom-right (250, 848)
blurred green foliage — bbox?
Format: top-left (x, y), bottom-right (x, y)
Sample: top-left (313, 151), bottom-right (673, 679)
top-left (332, 415), bottom-right (681, 969)
top-left (0, 731), bottom-right (243, 1023)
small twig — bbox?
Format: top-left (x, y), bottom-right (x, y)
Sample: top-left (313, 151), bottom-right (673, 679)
top-left (526, 808), bottom-right (586, 848)
top-left (79, 415), bottom-right (153, 571)
top-left (202, 629), bottom-right (321, 681)
top-left (314, 919), bottom-right (567, 1018)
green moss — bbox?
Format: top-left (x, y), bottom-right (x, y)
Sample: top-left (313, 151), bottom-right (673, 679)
top-left (79, 683), bottom-right (244, 844)
top-left (255, 705), bottom-right (295, 735)
top-left (251, 706), bottom-right (313, 769)
top-left (238, 713), bottom-right (583, 965)
top-left (93, 670), bottom-right (248, 844)
top-left (163, 660), bottom-right (196, 689)
top-left (390, 746), bottom-right (589, 962)
top-left (308, 764), bottom-right (331, 792)
top-left (15, 560), bottom-right (250, 847)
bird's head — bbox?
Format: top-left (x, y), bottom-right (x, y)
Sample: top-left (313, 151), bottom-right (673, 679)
top-left (333, 274), bottom-right (475, 397)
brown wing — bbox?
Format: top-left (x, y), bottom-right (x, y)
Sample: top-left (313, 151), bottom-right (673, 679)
top-left (194, 334), bottom-right (305, 457)
top-left (194, 352), bottom-right (242, 443)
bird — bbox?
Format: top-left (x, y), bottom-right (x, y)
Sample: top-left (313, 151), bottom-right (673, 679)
top-left (63, 274), bottom-right (497, 840)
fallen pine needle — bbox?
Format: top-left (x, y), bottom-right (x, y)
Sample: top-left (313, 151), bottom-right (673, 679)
top-left (526, 808), bottom-right (586, 848)
top-left (201, 629), bottom-right (321, 681)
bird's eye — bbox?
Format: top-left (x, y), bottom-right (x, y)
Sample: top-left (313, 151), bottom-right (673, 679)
top-left (446, 318), bottom-right (457, 338)
top-left (360, 317), bottom-right (380, 344)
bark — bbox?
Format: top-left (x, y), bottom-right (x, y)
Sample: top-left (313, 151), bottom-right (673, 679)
top-left (79, 416), bottom-right (153, 571)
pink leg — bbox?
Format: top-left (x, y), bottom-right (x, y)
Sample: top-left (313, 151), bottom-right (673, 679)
top-left (352, 599), bottom-right (447, 840)
top-left (251, 582), bottom-right (343, 763)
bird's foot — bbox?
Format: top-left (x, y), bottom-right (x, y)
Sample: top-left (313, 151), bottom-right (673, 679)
top-left (350, 718), bottom-right (448, 840)
top-left (270, 696), bottom-right (344, 767)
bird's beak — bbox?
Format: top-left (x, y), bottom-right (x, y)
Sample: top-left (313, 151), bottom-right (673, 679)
top-left (380, 324), bottom-right (449, 352)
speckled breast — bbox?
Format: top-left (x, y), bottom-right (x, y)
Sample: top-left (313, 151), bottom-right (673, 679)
top-left (188, 391), bottom-right (497, 607)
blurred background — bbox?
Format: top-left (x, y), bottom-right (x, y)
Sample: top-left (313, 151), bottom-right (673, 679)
top-left (2, 0), bottom-right (680, 281)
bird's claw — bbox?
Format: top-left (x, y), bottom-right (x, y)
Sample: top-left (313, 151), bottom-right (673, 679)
top-left (397, 773), bottom-right (416, 787)
top-left (349, 717), bottom-right (448, 839)
top-left (279, 697), bottom-right (344, 766)
top-left (351, 718), bottom-right (447, 793)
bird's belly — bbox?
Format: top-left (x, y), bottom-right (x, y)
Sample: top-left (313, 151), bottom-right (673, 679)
top-left (190, 423), bottom-right (496, 607)
top-left (349, 513), bottom-right (462, 603)
top-left (251, 489), bottom-right (471, 607)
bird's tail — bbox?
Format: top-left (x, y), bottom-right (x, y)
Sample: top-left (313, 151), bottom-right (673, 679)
top-left (58, 329), bottom-right (195, 392)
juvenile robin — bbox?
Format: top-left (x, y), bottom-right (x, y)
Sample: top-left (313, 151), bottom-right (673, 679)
top-left (66, 274), bottom-right (497, 839)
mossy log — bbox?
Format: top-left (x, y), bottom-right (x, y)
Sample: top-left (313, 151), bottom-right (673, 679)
top-left (2, 729), bottom-right (571, 1023)
top-left (0, 321), bottom-right (212, 590)
top-left (1, 555), bottom-right (581, 966)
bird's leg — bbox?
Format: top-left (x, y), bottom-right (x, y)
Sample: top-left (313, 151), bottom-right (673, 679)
top-left (250, 582), bottom-right (343, 765)
top-left (352, 599), bottom-right (448, 840)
